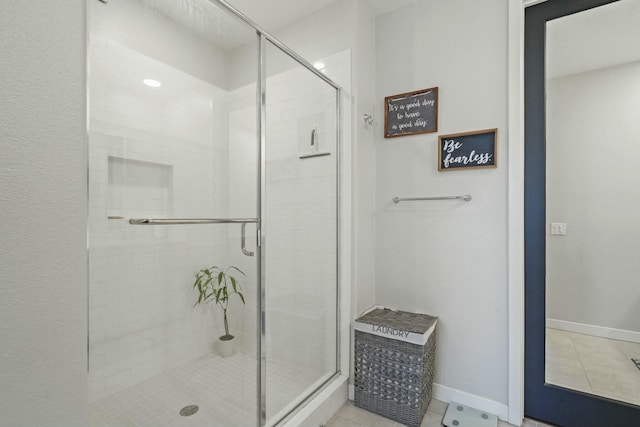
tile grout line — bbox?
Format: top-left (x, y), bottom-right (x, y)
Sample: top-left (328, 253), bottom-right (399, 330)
top-left (568, 331), bottom-right (594, 393)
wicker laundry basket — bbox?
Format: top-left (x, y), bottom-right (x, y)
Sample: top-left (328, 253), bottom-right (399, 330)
top-left (354, 307), bottom-right (438, 427)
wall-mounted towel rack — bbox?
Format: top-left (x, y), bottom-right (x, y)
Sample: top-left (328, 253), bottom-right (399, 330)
top-left (392, 194), bottom-right (472, 204)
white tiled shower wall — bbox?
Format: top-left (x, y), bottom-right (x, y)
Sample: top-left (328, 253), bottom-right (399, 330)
top-left (88, 30), bottom-right (349, 403)
top-left (263, 61), bottom-right (338, 381)
top-left (88, 37), bottom-right (233, 400)
top-left (226, 49), bottom-right (350, 419)
top-left (228, 51), bottom-right (349, 400)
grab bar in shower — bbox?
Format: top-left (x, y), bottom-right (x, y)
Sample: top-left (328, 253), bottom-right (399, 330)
top-left (129, 218), bottom-right (258, 225)
top-left (392, 194), bottom-right (472, 203)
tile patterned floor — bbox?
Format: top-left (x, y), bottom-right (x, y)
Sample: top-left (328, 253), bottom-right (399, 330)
top-left (545, 328), bottom-right (640, 406)
top-left (325, 329), bottom-right (640, 427)
top-left (91, 330), bottom-right (640, 427)
top-left (89, 351), bottom-right (319, 427)
top-left (325, 400), bottom-right (555, 427)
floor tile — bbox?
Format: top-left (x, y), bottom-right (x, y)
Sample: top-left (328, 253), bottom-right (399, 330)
top-left (544, 350), bottom-right (583, 369)
top-left (325, 414), bottom-right (370, 427)
top-left (585, 370), bottom-right (640, 406)
top-left (325, 399), bottom-right (557, 427)
top-left (327, 401), bottom-right (398, 427)
top-left (545, 328), bottom-right (640, 407)
top-left (426, 399), bottom-right (448, 416)
top-left (420, 410), bottom-right (444, 427)
top-left (546, 329), bottom-right (573, 349)
top-left (616, 339), bottom-right (640, 359)
top-left (545, 361), bottom-right (590, 392)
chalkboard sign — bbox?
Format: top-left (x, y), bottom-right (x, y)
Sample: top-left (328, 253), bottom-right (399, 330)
top-left (384, 87), bottom-right (438, 138)
top-left (438, 128), bottom-right (497, 171)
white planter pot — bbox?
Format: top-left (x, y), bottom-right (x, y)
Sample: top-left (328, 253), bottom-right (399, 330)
top-left (218, 336), bottom-right (235, 357)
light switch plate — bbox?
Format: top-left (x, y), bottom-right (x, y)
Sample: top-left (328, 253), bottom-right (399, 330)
top-left (551, 223), bottom-right (566, 235)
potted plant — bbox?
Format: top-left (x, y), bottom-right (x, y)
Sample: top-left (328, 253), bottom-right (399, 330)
top-left (193, 265), bottom-right (246, 357)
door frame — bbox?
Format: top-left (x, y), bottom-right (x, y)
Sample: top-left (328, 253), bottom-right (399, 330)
top-left (519, 0), bottom-right (640, 425)
top-left (506, 1), bottom-right (526, 424)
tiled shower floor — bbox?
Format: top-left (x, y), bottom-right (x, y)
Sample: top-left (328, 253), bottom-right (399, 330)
top-left (90, 349), bottom-right (563, 427)
top-left (89, 352), bottom-right (316, 427)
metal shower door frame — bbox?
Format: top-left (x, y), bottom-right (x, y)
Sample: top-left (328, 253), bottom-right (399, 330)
top-left (209, 1), bottom-right (343, 425)
top-left (255, 36), bottom-right (342, 427)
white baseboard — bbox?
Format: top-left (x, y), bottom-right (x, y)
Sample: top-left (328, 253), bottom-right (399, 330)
top-left (547, 319), bottom-right (640, 344)
top-left (432, 383), bottom-right (509, 421)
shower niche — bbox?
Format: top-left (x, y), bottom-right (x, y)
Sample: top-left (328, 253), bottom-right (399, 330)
top-left (107, 156), bottom-right (173, 220)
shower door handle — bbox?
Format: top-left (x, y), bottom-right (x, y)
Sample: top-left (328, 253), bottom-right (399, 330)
top-left (128, 217), bottom-right (258, 257)
top-left (241, 222), bottom-right (255, 257)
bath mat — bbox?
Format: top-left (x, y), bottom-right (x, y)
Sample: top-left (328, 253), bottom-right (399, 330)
top-left (632, 358), bottom-right (640, 371)
top-left (442, 402), bottom-right (497, 427)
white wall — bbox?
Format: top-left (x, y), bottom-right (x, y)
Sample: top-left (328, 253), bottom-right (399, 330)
top-left (0, 3), bottom-right (88, 427)
top-left (374, 0), bottom-right (509, 411)
top-left (352, 1), bottom-right (378, 315)
top-left (90, 0), bottom-right (229, 89)
top-left (546, 61), bottom-right (640, 335)
top-left (271, 0), bottom-right (377, 317)
top-left (0, 0), bottom-right (518, 423)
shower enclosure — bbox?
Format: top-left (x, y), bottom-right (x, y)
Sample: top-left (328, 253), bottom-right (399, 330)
top-left (87, 1), bottom-right (341, 426)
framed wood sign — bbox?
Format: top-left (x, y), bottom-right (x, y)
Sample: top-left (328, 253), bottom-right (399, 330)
top-left (384, 87), bottom-right (438, 138)
top-left (438, 128), bottom-right (497, 171)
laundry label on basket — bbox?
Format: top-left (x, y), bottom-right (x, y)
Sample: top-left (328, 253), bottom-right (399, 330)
top-left (371, 325), bottom-right (410, 338)
top-left (354, 321), bottom-right (435, 345)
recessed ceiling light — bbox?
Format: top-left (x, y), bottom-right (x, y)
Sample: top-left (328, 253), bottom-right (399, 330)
top-left (313, 62), bottom-right (325, 71)
top-left (143, 79), bottom-right (162, 88)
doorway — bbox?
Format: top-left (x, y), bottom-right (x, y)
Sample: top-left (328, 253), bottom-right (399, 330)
top-left (524, 0), bottom-right (640, 425)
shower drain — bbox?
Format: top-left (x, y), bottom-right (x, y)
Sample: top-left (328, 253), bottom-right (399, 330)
top-left (179, 405), bottom-right (199, 417)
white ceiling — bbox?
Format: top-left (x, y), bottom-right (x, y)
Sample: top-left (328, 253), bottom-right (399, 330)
top-left (138, 0), bottom-right (416, 51)
top-left (546, 0), bottom-right (640, 79)
top-left (227, 0), bottom-right (418, 29)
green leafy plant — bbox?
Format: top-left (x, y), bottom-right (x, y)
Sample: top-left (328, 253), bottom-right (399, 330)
top-left (193, 265), bottom-right (246, 340)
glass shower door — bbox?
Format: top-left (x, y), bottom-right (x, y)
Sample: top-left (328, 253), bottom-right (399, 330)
top-left (263, 40), bottom-right (340, 425)
top-left (87, 1), bottom-right (260, 426)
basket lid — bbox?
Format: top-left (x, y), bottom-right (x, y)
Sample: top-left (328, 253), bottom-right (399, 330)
top-left (356, 307), bottom-right (438, 335)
